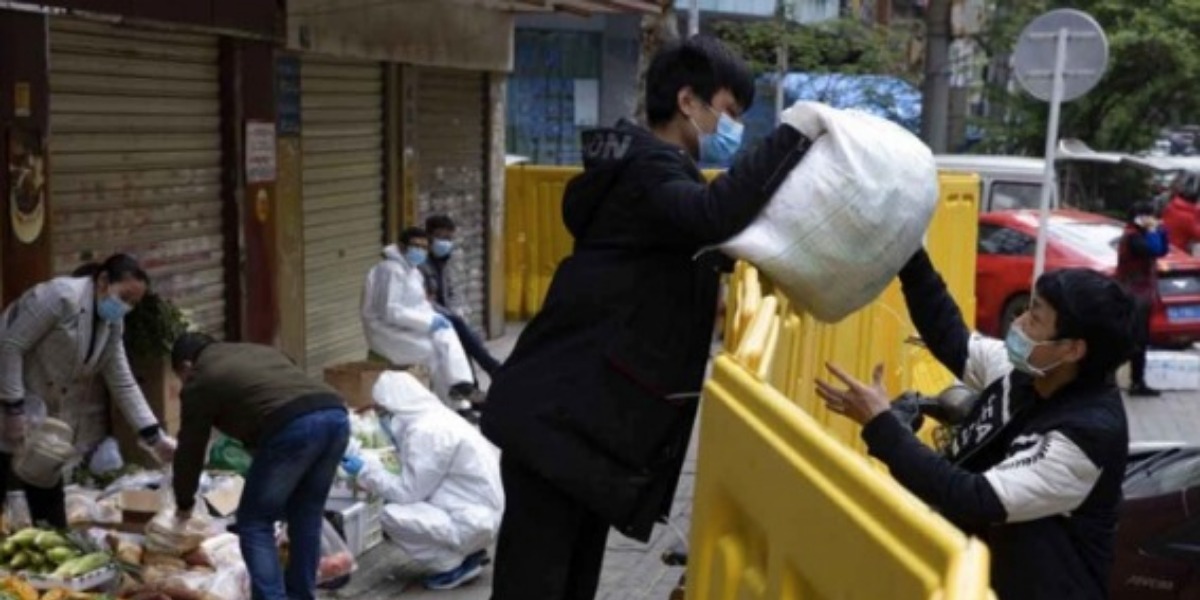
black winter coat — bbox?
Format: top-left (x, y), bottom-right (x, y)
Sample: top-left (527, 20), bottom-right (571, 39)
top-left (481, 119), bottom-right (812, 540)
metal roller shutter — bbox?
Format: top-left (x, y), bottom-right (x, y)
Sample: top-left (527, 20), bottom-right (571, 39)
top-left (415, 68), bottom-right (488, 333)
top-left (49, 18), bottom-right (226, 335)
top-left (302, 57), bottom-right (385, 374)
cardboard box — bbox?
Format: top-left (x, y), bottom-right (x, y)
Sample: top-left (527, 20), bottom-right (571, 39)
top-left (118, 489), bottom-right (162, 526)
top-left (1146, 350), bottom-right (1200, 391)
top-left (324, 361), bottom-right (431, 409)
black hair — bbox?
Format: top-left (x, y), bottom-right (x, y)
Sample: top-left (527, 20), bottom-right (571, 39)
top-left (72, 253), bottom-right (149, 285)
top-left (425, 215), bottom-right (456, 233)
top-left (171, 331), bottom-right (216, 370)
top-left (399, 227), bottom-right (428, 246)
top-left (1127, 201), bottom-right (1156, 223)
top-left (1172, 170), bottom-right (1200, 202)
top-left (645, 34), bottom-right (756, 128)
top-left (1036, 268), bottom-right (1135, 383)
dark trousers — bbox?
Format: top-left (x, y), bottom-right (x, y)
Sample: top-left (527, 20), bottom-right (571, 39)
top-left (1131, 295), bottom-right (1152, 385)
top-left (490, 457), bottom-right (610, 600)
top-left (0, 453), bottom-right (67, 529)
top-left (438, 308), bottom-right (502, 376)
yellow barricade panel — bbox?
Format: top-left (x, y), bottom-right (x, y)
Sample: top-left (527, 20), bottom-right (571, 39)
top-left (689, 357), bottom-right (990, 600)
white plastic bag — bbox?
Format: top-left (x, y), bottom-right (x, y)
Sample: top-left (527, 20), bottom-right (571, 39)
top-left (316, 518), bottom-right (357, 584)
top-left (88, 437), bottom-right (125, 474)
top-left (144, 508), bottom-right (213, 556)
top-left (722, 102), bottom-right (939, 323)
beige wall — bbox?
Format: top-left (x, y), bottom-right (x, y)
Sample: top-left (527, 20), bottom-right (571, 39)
top-left (287, 0), bottom-right (514, 72)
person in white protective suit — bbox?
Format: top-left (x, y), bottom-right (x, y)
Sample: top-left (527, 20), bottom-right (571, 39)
top-left (361, 227), bottom-right (484, 412)
top-left (341, 371), bottom-right (504, 590)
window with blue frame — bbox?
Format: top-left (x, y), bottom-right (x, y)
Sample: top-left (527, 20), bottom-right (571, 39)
top-left (507, 29), bottom-right (602, 166)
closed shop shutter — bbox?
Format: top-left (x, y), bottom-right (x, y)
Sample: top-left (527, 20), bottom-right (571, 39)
top-left (302, 56), bottom-right (385, 373)
top-left (414, 67), bottom-right (488, 333)
top-left (49, 18), bottom-right (226, 335)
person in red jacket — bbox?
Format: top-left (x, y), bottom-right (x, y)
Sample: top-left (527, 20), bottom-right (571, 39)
top-left (1117, 201), bottom-right (1170, 397)
top-left (1160, 171), bottom-right (1200, 253)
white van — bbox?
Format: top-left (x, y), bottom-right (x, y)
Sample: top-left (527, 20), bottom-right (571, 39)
top-left (936, 140), bottom-right (1184, 215)
top-left (935, 155), bottom-right (1048, 212)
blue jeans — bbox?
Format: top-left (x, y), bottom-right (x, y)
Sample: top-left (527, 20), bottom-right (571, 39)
top-left (237, 408), bottom-right (350, 600)
top-left (437, 307), bottom-right (502, 376)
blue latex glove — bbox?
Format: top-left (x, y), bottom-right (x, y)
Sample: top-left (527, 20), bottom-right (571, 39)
top-left (341, 455), bottom-right (364, 476)
top-left (429, 313), bottom-right (452, 334)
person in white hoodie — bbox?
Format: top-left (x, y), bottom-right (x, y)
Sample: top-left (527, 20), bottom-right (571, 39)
top-left (341, 371), bottom-right (504, 590)
top-left (361, 228), bottom-right (482, 411)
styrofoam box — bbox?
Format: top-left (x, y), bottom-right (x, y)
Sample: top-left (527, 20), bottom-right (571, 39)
top-left (1, 563), bottom-right (118, 592)
top-left (1145, 350), bottom-right (1200, 391)
top-left (326, 497), bottom-right (384, 557)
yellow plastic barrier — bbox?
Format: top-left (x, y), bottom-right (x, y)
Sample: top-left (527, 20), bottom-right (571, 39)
top-left (689, 172), bottom-right (989, 599)
top-left (690, 356), bottom-right (992, 600)
top-left (503, 165), bottom-right (578, 320)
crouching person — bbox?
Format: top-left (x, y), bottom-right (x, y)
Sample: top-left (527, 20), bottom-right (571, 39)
top-left (341, 372), bottom-right (503, 590)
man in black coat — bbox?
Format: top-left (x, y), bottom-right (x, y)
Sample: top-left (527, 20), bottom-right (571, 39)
top-left (481, 35), bottom-right (821, 599)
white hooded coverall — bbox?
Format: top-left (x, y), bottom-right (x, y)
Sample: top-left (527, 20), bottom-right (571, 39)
top-left (361, 245), bottom-right (474, 401)
top-left (355, 372), bottom-right (504, 573)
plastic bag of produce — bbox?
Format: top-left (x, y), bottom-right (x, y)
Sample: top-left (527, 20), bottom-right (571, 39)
top-left (316, 518), bottom-right (356, 584)
top-left (720, 101), bottom-right (939, 323)
top-left (205, 561), bottom-right (249, 600)
top-left (87, 437), bottom-right (125, 475)
top-left (3, 492), bottom-right (31, 533)
top-left (144, 509), bottom-right (212, 557)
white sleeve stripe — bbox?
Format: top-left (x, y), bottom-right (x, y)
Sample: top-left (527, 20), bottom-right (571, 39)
top-left (983, 431), bottom-right (1102, 523)
top-left (965, 334), bottom-right (1012, 392)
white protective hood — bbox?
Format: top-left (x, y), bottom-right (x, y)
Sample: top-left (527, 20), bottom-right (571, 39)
top-left (356, 371), bottom-right (504, 572)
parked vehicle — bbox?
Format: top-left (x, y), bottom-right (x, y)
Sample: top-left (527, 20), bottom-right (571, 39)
top-left (975, 209), bottom-right (1200, 347)
top-left (1113, 442), bottom-right (1200, 599)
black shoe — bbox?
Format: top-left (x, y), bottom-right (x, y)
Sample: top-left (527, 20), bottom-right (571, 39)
top-left (450, 384), bottom-right (486, 406)
top-left (1129, 382), bottom-right (1162, 397)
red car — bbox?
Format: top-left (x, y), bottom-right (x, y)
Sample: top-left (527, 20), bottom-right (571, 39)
top-left (976, 210), bottom-right (1200, 347)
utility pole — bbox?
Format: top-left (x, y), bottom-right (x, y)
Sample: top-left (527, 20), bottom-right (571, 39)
top-left (920, 0), bottom-right (951, 152)
top-left (774, 0), bottom-right (791, 122)
top-left (688, 0), bottom-right (700, 37)
top-left (635, 0), bottom-right (679, 125)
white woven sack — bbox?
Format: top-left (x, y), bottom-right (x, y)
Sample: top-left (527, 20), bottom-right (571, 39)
top-left (722, 102), bottom-right (939, 323)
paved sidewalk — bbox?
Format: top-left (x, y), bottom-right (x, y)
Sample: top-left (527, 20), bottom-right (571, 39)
top-left (324, 323), bottom-right (690, 600)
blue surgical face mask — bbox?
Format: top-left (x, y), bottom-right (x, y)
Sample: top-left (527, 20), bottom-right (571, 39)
top-left (97, 295), bottom-right (131, 323)
top-left (405, 247), bottom-right (428, 267)
top-left (692, 106), bottom-right (744, 167)
top-left (431, 239), bottom-right (454, 259)
top-left (1005, 322), bottom-right (1063, 377)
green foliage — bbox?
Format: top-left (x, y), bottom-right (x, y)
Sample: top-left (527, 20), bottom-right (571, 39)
top-left (711, 17), bottom-right (918, 82)
top-left (122, 292), bottom-right (189, 359)
top-left (976, 0), bottom-right (1200, 154)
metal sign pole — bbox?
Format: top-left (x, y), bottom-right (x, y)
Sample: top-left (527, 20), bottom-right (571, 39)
top-left (1033, 28), bottom-right (1069, 281)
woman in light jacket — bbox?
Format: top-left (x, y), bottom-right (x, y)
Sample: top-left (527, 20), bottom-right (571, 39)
top-left (0, 254), bottom-right (176, 527)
